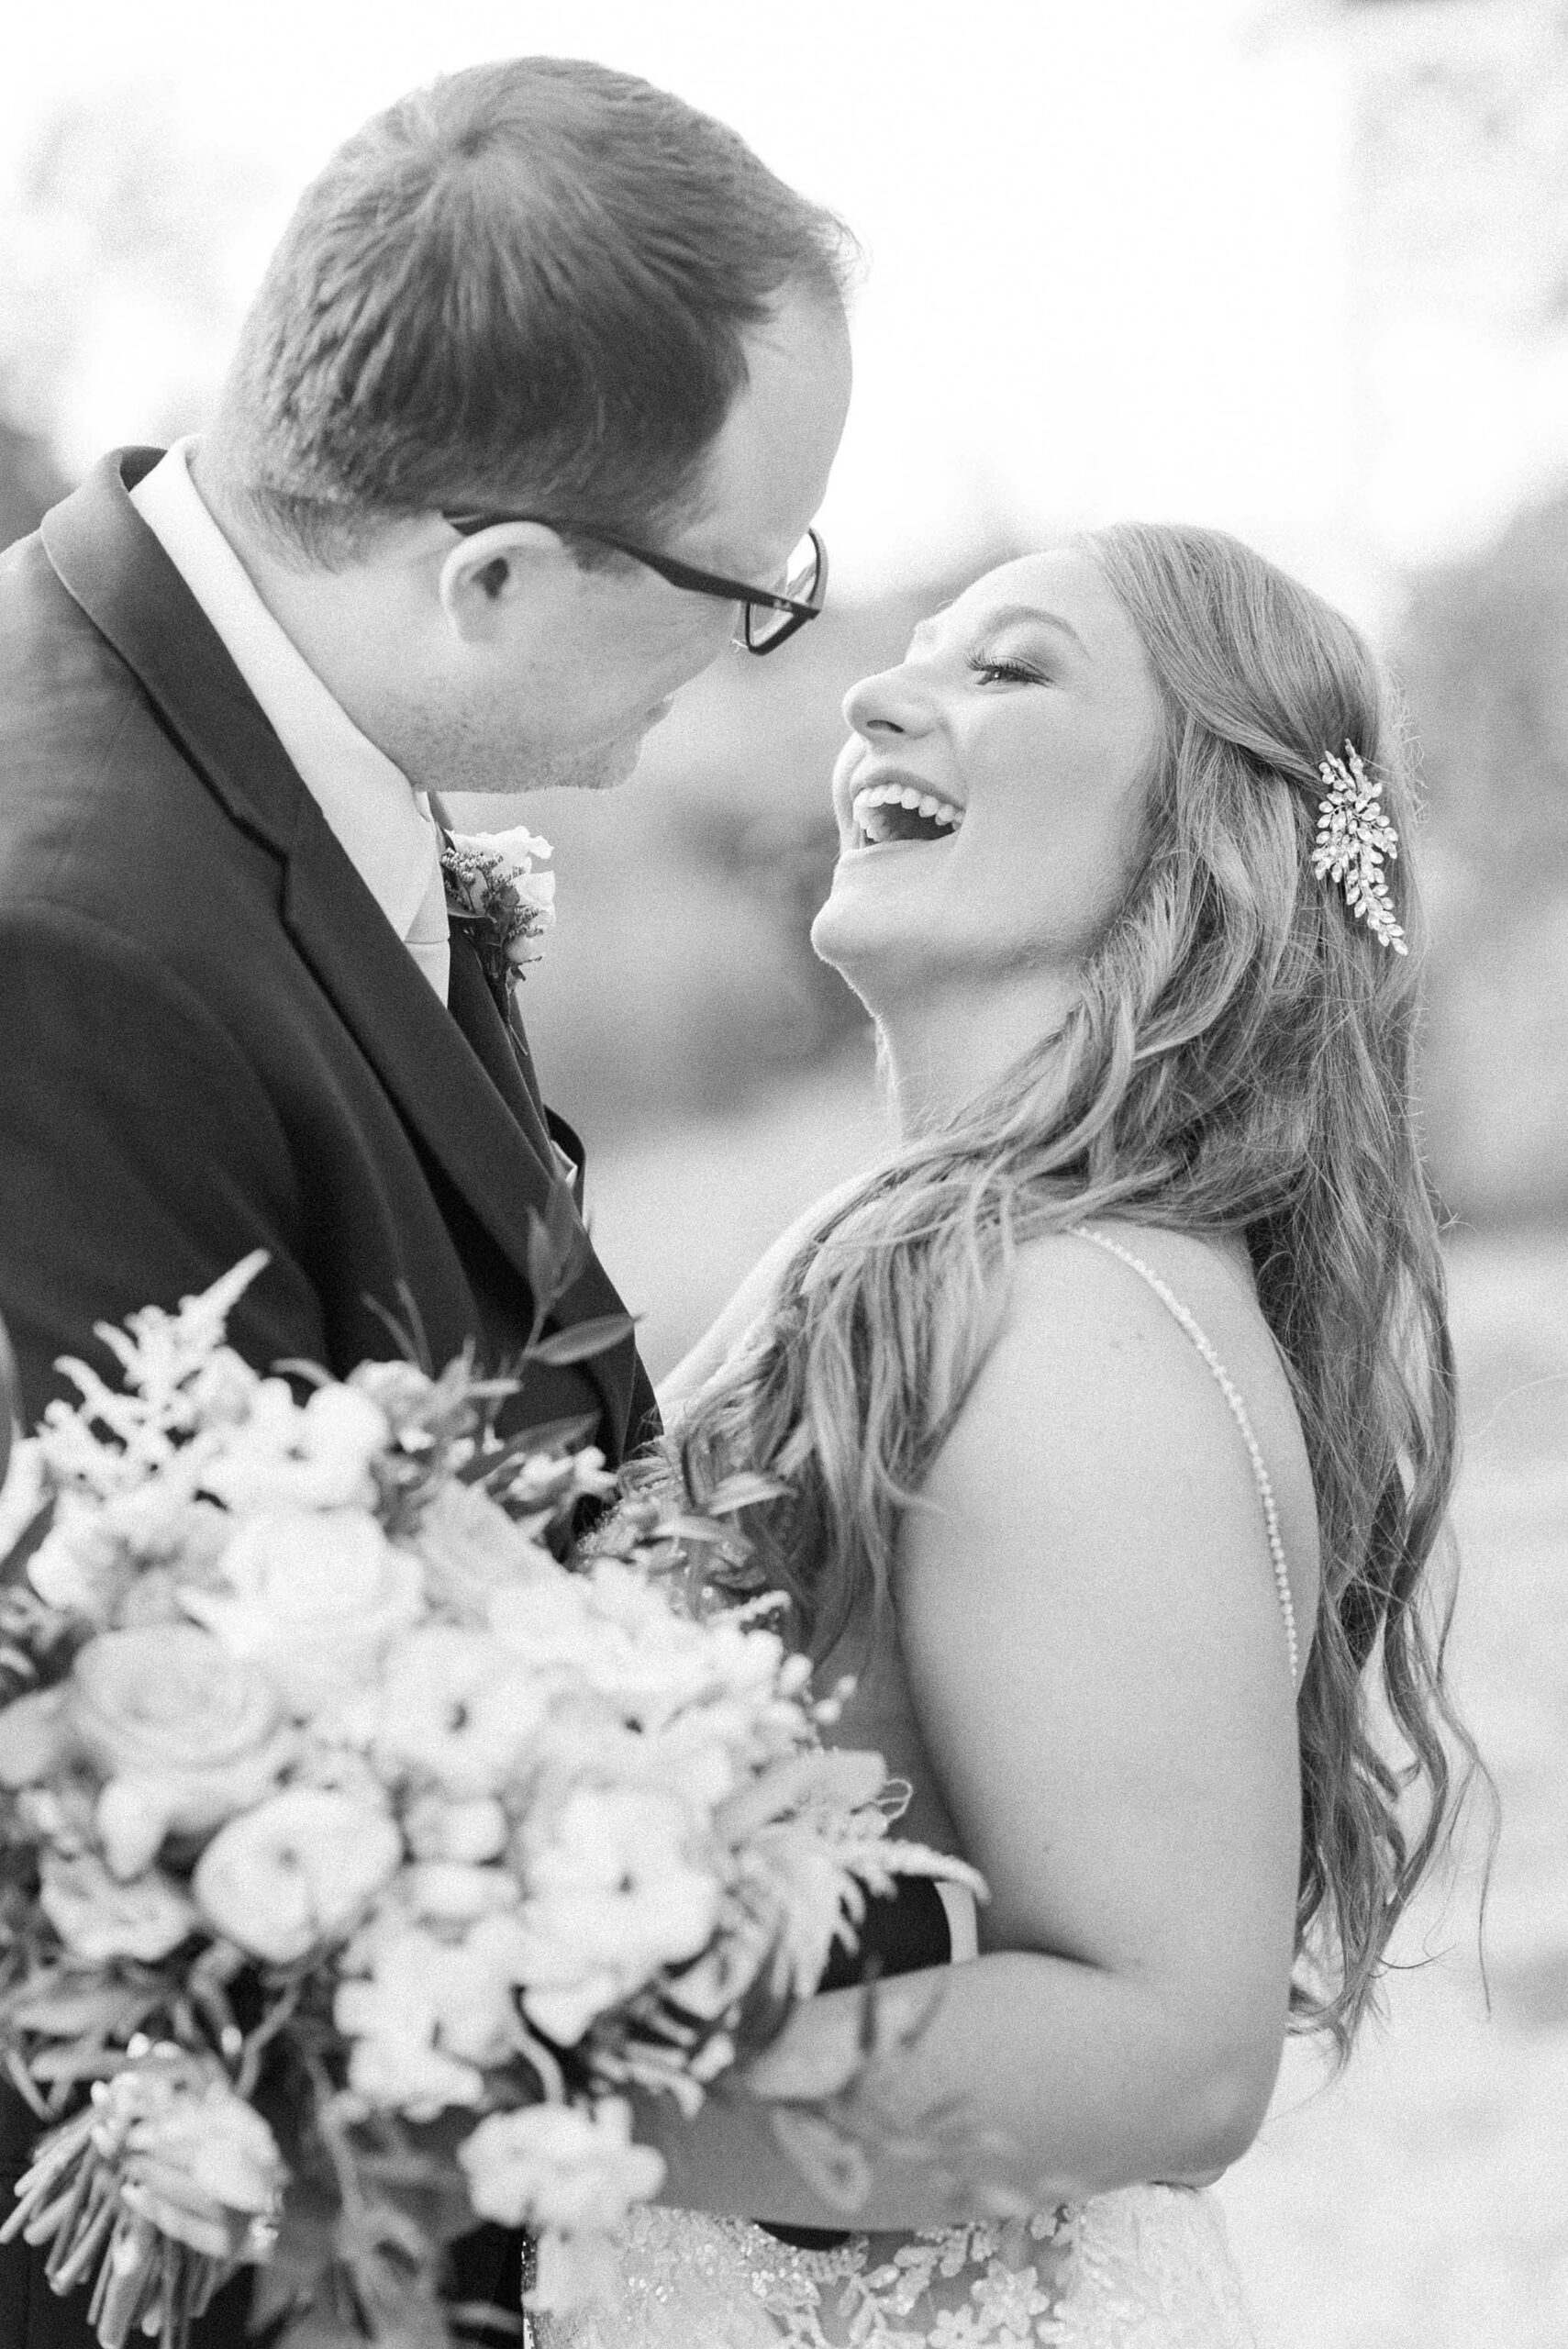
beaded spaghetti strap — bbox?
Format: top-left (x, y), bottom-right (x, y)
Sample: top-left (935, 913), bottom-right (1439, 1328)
top-left (1070, 1226), bottom-right (1301, 1686)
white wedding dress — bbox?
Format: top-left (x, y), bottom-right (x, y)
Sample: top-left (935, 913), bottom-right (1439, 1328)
top-left (536, 2177), bottom-right (1256, 2347)
top-left (539, 1232), bottom-right (1292, 2348)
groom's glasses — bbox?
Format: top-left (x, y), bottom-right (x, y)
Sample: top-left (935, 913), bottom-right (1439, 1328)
top-left (441, 513), bottom-right (828, 654)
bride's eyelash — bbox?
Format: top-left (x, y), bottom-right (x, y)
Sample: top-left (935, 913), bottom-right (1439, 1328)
top-left (967, 654), bottom-right (1043, 685)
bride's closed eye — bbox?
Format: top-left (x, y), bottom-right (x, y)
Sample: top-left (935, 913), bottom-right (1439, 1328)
top-left (967, 652), bottom-right (1047, 686)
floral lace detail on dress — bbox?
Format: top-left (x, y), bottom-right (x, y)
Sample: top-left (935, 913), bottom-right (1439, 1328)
top-left (534, 2187), bottom-right (1255, 2347)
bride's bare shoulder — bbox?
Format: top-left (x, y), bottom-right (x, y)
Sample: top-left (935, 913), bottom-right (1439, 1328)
top-left (921, 1219), bottom-right (1320, 1628)
top-left (1003, 1221), bottom-right (1296, 1437)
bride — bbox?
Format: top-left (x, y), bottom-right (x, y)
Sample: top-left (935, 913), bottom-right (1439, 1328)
top-left (540, 522), bottom-right (1475, 2345)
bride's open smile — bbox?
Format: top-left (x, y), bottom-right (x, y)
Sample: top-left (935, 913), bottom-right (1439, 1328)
top-left (845, 766), bottom-right (966, 848)
top-left (814, 548), bottom-right (1163, 1116)
top-left (819, 551), bottom-right (1161, 973)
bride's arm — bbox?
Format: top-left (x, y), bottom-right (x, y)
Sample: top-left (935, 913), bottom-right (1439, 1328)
top-left (639, 1233), bottom-right (1304, 2228)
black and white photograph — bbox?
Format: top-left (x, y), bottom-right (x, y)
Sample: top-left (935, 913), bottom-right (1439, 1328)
top-left (0, 4), bottom-right (1560, 2344)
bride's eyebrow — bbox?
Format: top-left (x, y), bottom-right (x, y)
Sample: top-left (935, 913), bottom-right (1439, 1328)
top-left (973, 602), bottom-right (1087, 654)
top-left (906, 602), bottom-right (1088, 659)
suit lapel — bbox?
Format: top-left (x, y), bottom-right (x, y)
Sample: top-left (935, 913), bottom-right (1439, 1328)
top-left (39, 452), bottom-right (612, 1364)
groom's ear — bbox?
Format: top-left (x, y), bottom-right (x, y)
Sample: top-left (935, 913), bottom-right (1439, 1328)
top-left (437, 521), bottom-right (573, 640)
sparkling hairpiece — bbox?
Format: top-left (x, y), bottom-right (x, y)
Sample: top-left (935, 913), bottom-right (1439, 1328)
top-left (1311, 741), bottom-right (1407, 954)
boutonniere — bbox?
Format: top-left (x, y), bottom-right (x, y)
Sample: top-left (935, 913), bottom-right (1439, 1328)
top-left (439, 826), bottom-right (556, 1008)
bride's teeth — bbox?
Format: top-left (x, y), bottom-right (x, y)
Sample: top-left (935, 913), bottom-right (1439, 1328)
top-left (849, 782), bottom-right (963, 842)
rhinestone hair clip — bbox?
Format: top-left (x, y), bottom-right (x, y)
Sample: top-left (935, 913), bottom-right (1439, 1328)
top-left (1311, 740), bottom-right (1408, 954)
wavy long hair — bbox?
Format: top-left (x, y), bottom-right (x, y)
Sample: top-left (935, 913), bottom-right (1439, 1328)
top-left (677, 522), bottom-right (1483, 2054)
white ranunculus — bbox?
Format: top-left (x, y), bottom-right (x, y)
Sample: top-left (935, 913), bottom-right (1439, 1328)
top-left (510, 1787), bottom-right (720, 2044)
top-left (183, 1508), bottom-right (425, 1716)
top-left (193, 1788), bottom-right (402, 1963)
top-left (457, 2098), bottom-right (663, 2234)
top-left (372, 1626), bottom-right (549, 1796)
top-left (40, 1851), bottom-right (197, 1963)
top-left (201, 1378), bottom-right (389, 1513)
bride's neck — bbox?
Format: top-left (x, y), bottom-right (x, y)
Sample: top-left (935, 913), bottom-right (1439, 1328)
top-left (873, 965), bottom-right (1080, 1138)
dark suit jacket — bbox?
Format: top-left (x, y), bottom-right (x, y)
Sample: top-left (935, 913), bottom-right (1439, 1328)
top-left (0, 449), bottom-right (658, 2344)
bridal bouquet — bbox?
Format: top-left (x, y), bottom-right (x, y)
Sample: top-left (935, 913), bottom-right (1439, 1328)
top-left (0, 1250), bottom-right (970, 2348)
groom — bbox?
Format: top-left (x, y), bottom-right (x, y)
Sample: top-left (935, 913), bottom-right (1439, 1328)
top-left (0, 55), bottom-right (851, 2347)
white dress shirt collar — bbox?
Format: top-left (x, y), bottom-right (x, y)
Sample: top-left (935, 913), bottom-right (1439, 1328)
top-left (129, 440), bottom-right (450, 999)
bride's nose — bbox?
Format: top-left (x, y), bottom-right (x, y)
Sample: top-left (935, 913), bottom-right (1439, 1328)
top-left (841, 664), bottom-right (934, 741)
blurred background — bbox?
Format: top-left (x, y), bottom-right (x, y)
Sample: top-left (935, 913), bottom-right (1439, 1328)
top-left (3, 0), bottom-right (1564, 2339)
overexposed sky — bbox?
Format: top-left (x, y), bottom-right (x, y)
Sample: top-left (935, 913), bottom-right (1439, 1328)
top-left (0, 0), bottom-right (1556, 618)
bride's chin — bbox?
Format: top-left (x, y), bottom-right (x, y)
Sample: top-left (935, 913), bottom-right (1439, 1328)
top-left (809, 896), bottom-right (923, 1015)
top-left (809, 889), bottom-right (881, 979)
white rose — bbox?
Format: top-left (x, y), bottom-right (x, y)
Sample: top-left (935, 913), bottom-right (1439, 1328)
top-left (183, 1508), bottom-right (425, 1716)
top-left (40, 1851), bottom-right (196, 1963)
top-left (457, 2098), bottom-right (663, 2234)
top-left (510, 1787), bottom-right (720, 2044)
top-left (201, 1379), bottom-right (389, 1513)
top-left (372, 1626), bottom-right (549, 1796)
top-left (193, 1788), bottom-right (402, 1963)
top-left (67, 1624), bottom-right (295, 1876)
top-left (474, 824), bottom-right (551, 869)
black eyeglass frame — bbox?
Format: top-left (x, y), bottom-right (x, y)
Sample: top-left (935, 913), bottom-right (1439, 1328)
top-left (440, 513), bottom-right (828, 655)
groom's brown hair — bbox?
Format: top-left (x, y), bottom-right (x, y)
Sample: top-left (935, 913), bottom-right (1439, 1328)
top-left (207, 57), bottom-right (853, 562)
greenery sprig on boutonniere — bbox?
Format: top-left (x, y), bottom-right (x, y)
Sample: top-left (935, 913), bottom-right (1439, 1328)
top-left (439, 827), bottom-right (556, 1009)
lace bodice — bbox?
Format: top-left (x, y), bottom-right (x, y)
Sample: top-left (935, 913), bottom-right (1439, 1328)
top-left (534, 2186), bottom-right (1257, 2346)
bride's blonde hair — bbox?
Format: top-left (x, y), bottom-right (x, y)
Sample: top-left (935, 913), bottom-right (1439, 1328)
top-left (677, 521), bottom-right (1480, 2054)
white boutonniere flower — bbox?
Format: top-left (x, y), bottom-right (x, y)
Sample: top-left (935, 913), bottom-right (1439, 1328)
top-left (439, 827), bottom-right (556, 1006)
